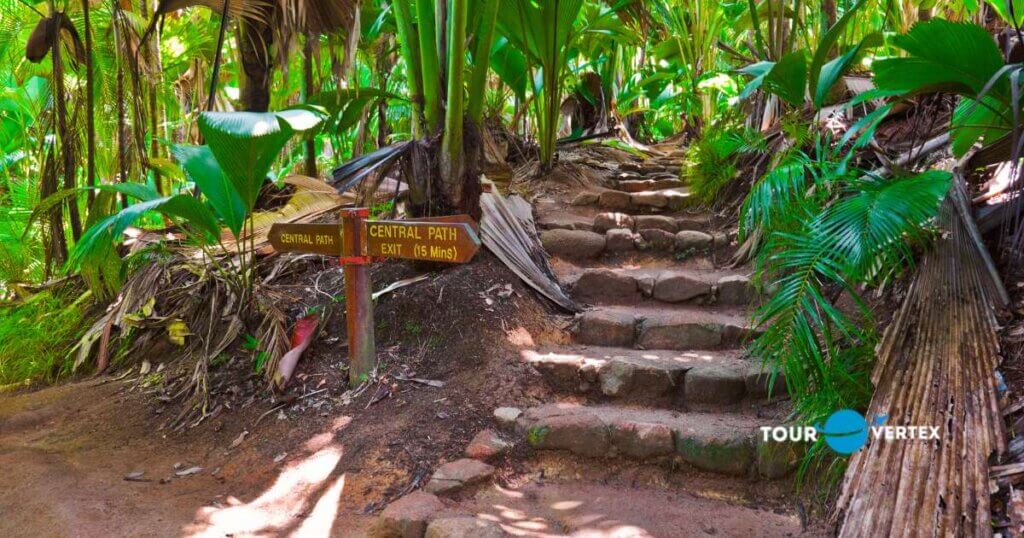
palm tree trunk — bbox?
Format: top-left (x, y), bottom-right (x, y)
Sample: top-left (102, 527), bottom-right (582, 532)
top-left (239, 16), bottom-right (273, 112)
top-left (81, 0), bottom-right (96, 204)
top-left (302, 35), bottom-right (318, 177)
top-left (51, 16), bottom-right (82, 241)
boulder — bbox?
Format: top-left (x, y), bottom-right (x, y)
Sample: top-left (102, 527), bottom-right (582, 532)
top-left (674, 230), bottom-right (714, 252)
top-left (424, 459), bottom-right (495, 495)
top-left (425, 518), bottom-right (505, 538)
top-left (371, 491), bottom-right (445, 538)
top-left (521, 408), bottom-right (609, 458)
top-left (593, 212), bottom-right (635, 233)
top-left (540, 229), bottom-right (605, 259)
top-left (598, 359), bottom-right (679, 398)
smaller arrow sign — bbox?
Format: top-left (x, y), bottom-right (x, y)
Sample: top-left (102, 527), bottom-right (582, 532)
top-left (268, 223), bottom-right (343, 255)
top-left (365, 219), bottom-right (480, 263)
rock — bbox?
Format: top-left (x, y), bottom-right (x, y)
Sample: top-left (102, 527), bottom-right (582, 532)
top-left (745, 365), bottom-right (787, 400)
top-left (520, 408), bottom-right (609, 458)
top-left (424, 459), bottom-right (495, 495)
top-left (465, 430), bottom-right (511, 461)
top-left (652, 273), bottom-right (712, 303)
top-left (637, 276), bottom-right (656, 297)
top-left (576, 310), bottom-right (636, 347)
top-left (425, 518), bottom-right (504, 538)
top-left (526, 353), bottom-right (585, 390)
top-left (571, 192), bottom-right (599, 206)
top-left (605, 229), bottom-right (637, 252)
top-left (493, 407), bottom-right (522, 431)
top-left (598, 359), bottom-right (678, 398)
top-left (684, 366), bottom-right (747, 405)
top-left (540, 229), bottom-right (606, 259)
top-left (598, 190), bottom-right (632, 210)
top-left (674, 230), bottom-right (714, 252)
top-left (756, 438), bottom-right (802, 479)
top-left (717, 275), bottom-right (755, 305)
top-left (638, 229), bottom-right (676, 251)
top-left (631, 191), bottom-right (669, 208)
top-left (371, 491), bottom-right (445, 538)
top-left (593, 212), bottom-right (635, 233)
top-left (712, 232), bottom-right (729, 248)
top-left (573, 270), bottom-right (638, 302)
top-left (609, 420), bottom-right (675, 458)
top-left (634, 215), bottom-right (678, 233)
top-left (676, 216), bottom-right (711, 231)
top-left (638, 320), bottom-right (722, 350)
top-left (675, 430), bottom-right (754, 476)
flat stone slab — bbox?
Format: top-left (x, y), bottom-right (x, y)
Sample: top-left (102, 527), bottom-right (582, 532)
top-left (616, 179), bottom-right (685, 193)
top-left (516, 404), bottom-right (772, 476)
top-left (631, 188), bottom-right (692, 210)
top-left (598, 190), bottom-right (633, 210)
top-left (634, 215), bottom-right (679, 233)
top-left (424, 459), bottom-right (495, 495)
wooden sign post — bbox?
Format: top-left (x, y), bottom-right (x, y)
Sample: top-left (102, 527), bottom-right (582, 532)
top-left (268, 209), bottom-right (481, 387)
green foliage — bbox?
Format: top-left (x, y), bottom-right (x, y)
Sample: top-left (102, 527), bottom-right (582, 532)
top-left (748, 149), bottom-right (951, 479)
top-left (0, 289), bottom-right (92, 385)
top-left (872, 19), bottom-right (1010, 157)
top-left (685, 125), bottom-right (761, 204)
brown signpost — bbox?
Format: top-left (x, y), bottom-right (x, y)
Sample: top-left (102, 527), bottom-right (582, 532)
top-left (267, 210), bottom-right (482, 387)
top-left (268, 223), bottom-right (343, 255)
top-left (365, 220), bottom-right (480, 263)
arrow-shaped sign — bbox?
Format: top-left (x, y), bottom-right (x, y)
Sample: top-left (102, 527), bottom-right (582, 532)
top-left (365, 219), bottom-right (480, 263)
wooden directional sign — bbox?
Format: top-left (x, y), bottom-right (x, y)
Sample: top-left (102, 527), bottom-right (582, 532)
top-left (365, 219), bottom-right (481, 263)
top-left (268, 223), bottom-right (343, 255)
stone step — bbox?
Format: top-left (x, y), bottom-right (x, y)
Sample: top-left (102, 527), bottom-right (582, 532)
top-left (597, 188), bottom-right (693, 212)
top-left (565, 267), bottom-right (757, 306)
top-left (513, 403), bottom-right (799, 478)
top-left (615, 178), bottom-right (685, 193)
top-left (574, 305), bottom-right (758, 351)
top-left (520, 345), bottom-right (785, 406)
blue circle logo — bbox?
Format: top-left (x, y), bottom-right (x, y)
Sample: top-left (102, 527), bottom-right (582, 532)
top-left (820, 409), bottom-right (869, 455)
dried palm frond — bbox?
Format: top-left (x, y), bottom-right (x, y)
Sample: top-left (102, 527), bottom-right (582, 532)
top-left (155, 0), bottom-right (271, 23)
top-left (24, 12), bottom-right (86, 66)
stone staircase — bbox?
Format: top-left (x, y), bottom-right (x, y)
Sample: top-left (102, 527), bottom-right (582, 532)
top-left (520, 158), bottom-right (799, 482)
top-left (369, 156), bottom-right (806, 537)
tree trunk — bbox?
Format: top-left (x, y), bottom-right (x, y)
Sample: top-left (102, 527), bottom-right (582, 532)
top-left (51, 16), bottom-right (82, 241)
top-left (238, 17), bottom-right (273, 112)
top-left (302, 35), bottom-right (318, 177)
top-left (81, 0), bottom-right (96, 204)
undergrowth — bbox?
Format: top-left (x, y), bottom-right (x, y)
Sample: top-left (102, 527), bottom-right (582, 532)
top-left (684, 123), bottom-right (761, 204)
top-left (0, 288), bottom-right (93, 386)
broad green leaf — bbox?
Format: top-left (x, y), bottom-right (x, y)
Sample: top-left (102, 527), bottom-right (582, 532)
top-left (813, 32), bottom-right (882, 109)
top-left (198, 112), bottom-right (295, 212)
top-left (808, 0), bottom-right (871, 109)
top-left (874, 19), bottom-right (1005, 100)
top-left (764, 50), bottom-right (807, 107)
top-left (171, 144), bottom-right (247, 237)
